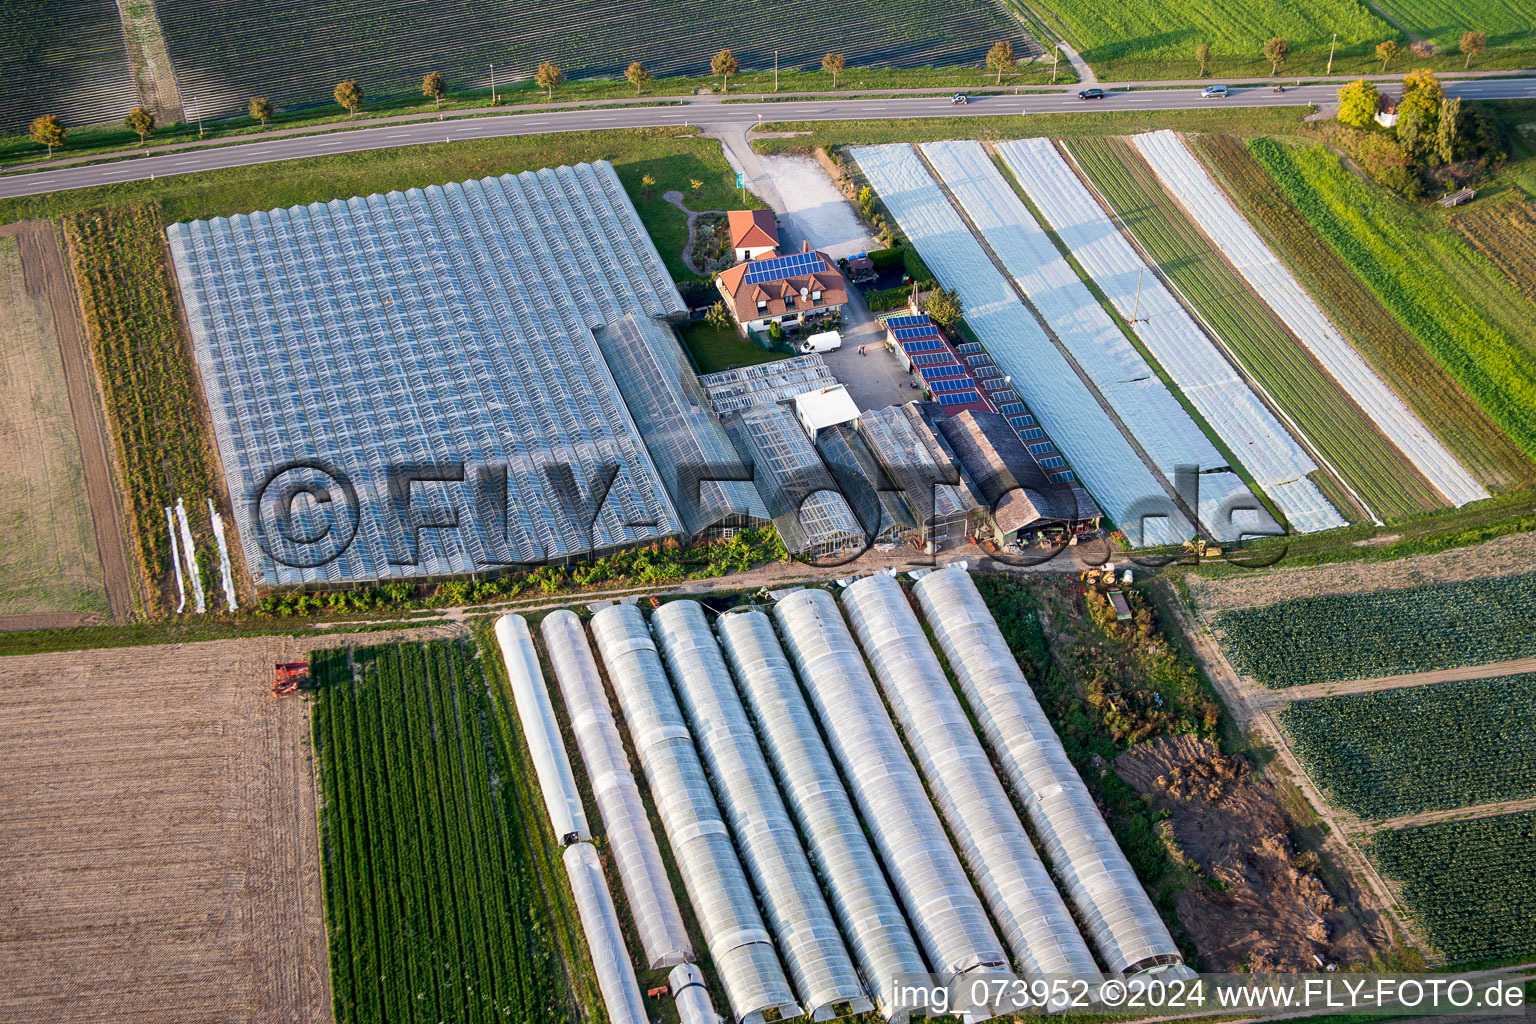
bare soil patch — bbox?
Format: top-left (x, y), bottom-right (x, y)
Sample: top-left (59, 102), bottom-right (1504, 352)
top-left (1116, 735), bottom-right (1388, 972)
top-left (1187, 529), bottom-right (1536, 615)
top-left (0, 631), bottom-right (428, 1023)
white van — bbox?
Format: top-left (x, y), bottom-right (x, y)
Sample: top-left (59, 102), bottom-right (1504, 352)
top-left (799, 329), bottom-right (842, 354)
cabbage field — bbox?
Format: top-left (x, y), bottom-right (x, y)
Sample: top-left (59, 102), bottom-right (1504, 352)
top-left (1369, 810), bottom-right (1536, 964)
top-left (153, 0), bottom-right (1026, 118)
top-left (0, 0), bottom-right (139, 135)
top-left (311, 641), bottom-right (579, 1024)
top-left (1216, 572), bottom-right (1536, 687)
top-left (1279, 673), bottom-right (1536, 819)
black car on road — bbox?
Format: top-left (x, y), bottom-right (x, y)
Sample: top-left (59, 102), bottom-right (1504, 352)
top-left (1078, 88), bottom-right (1107, 100)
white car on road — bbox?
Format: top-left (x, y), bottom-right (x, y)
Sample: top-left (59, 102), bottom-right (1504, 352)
top-left (1200, 84), bottom-right (1229, 98)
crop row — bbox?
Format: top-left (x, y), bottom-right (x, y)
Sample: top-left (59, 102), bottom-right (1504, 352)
top-left (1369, 809), bottom-right (1536, 964)
top-left (1453, 198), bottom-right (1536, 305)
top-left (1193, 134), bottom-right (1532, 492)
top-left (1216, 571), bottom-right (1536, 687)
top-left (1248, 138), bottom-right (1536, 464)
top-left (1069, 136), bottom-right (1439, 520)
top-left (0, 0), bottom-right (140, 135)
top-left (1279, 672), bottom-right (1536, 819)
top-left (311, 640), bottom-right (572, 1024)
top-left (63, 204), bottom-right (223, 611)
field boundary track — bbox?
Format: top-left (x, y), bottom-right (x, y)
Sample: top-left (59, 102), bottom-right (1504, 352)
top-left (1248, 655), bottom-right (1536, 709)
top-left (1, 220), bottom-right (133, 623)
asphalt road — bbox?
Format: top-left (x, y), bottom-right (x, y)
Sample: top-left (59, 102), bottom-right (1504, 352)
top-left (3, 77), bottom-right (1533, 199)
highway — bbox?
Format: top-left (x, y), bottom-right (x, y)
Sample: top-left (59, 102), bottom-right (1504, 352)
top-left (2, 76), bottom-right (1533, 199)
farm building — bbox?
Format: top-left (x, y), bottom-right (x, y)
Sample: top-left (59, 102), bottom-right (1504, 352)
top-left (857, 403), bottom-right (983, 551)
top-left (167, 160), bottom-right (778, 588)
top-left (697, 356), bottom-right (839, 415)
top-left (814, 422), bottom-right (919, 546)
top-left (792, 384), bottom-right (860, 437)
top-left (729, 209), bottom-right (780, 261)
top-left (715, 244), bottom-right (849, 337)
top-left (937, 409), bottom-right (1101, 546)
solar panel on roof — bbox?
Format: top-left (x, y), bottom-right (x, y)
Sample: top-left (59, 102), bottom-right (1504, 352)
top-left (885, 313), bottom-right (931, 329)
top-left (999, 402), bottom-right (1027, 415)
top-left (1028, 441), bottom-right (1055, 456)
top-left (1019, 427), bottom-right (1045, 440)
top-left (955, 342), bottom-right (983, 354)
top-left (911, 352), bottom-right (954, 367)
top-left (936, 390), bottom-right (980, 406)
top-left (919, 364), bottom-right (967, 380)
top-left (929, 377), bottom-right (975, 393)
top-left (965, 355), bottom-right (994, 367)
top-left (1050, 470), bottom-right (1076, 483)
top-left (1007, 415), bottom-right (1033, 430)
top-left (1040, 456), bottom-right (1066, 469)
top-left (892, 325), bottom-right (944, 341)
top-left (900, 339), bottom-right (944, 354)
top-left (742, 250), bottom-right (823, 284)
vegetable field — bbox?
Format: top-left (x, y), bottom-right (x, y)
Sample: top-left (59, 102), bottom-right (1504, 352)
top-left (0, 0), bottom-right (139, 135)
top-left (1369, 0), bottom-right (1536, 55)
top-left (1454, 198), bottom-right (1536, 305)
top-left (1369, 810), bottom-right (1536, 964)
top-left (1069, 136), bottom-right (1439, 520)
top-left (1022, 0), bottom-right (1388, 79)
top-left (1249, 139), bottom-right (1536, 465)
top-left (1193, 133), bottom-right (1532, 493)
top-left (154, 0), bottom-right (1027, 119)
top-left (63, 204), bottom-right (224, 612)
top-left (1279, 673), bottom-right (1536, 819)
top-left (311, 641), bottom-right (578, 1024)
top-left (1216, 572), bottom-right (1536, 687)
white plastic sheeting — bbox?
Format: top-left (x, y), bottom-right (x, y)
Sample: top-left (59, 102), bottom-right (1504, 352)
top-left (850, 144), bottom-right (1192, 547)
top-left (563, 843), bottom-right (650, 1024)
top-left (168, 160), bottom-right (690, 587)
top-left (207, 498), bottom-right (237, 611)
top-left (494, 614), bottom-right (590, 844)
top-left (165, 507), bottom-right (186, 614)
top-left (913, 567), bottom-right (1183, 976)
top-left (1129, 130), bottom-right (1486, 508)
top-left (672, 963), bottom-right (723, 1024)
top-left (652, 601), bottom-right (870, 1020)
top-left (541, 609), bottom-right (692, 969)
top-left (773, 587), bottom-right (1008, 984)
top-left (979, 138), bottom-right (1344, 535)
top-left (842, 573), bottom-right (1100, 980)
top-left (590, 603), bottom-right (802, 1024)
top-left (176, 498), bottom-right (207, 614)
top-left (718, 609), bottom-right (928, 1021)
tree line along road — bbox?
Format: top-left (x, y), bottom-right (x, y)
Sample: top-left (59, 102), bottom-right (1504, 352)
top-left (2, 76), bottom-right (1533, 200)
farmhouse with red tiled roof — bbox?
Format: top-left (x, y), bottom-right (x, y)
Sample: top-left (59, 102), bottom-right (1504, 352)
top-left (727, 209), bottom-right (780, 261)
top-left (715, 242), bottom-right (848, 336)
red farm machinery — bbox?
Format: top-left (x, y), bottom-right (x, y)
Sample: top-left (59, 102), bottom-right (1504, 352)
top-left (272, 660), bottom-right (308, 697)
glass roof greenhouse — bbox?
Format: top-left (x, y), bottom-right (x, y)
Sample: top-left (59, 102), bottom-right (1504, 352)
top-left (168, 161), bottom-right (737, 587)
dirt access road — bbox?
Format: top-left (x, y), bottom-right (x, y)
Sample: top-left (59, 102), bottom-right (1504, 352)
top-left (0, 625), bottom-right (454, 1024)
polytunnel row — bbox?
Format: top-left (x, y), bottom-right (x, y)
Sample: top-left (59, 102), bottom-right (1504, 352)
top-left (590, 602), bottom-right (804, 1024)
top-left (840, 573), bottom-right (1101, 980)
top-left (911, 568), bottom-right (1186, 976)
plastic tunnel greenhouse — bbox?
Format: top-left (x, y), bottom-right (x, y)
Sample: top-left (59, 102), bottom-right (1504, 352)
top-left (718, 608), bottom-right (929, 1022)
top-left (589, 603), bottom-right (801, 1024)
top-left (773, 588), bottom-right (1008, 988)
top-left (912, 567), bottom-right (1186, 977)
top-left (540, 610), bottom-right (692, 970)
top-left (493, 614), bottom-right (589, 845)
top-left (671, 963), bottom-right (721, 1024)
top-left (563, 843), bottom-right (650, 1024)
top-left (652, 601), bottom-right (871, 1020)
top-left (841, 574), bottom-right (1100, 980)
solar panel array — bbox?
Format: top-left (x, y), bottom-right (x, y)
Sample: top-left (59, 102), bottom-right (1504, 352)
top-left (911, 352), bottom-right (954, 367)
top-left (743, 250), bottom-right (824, 284)
top-left (168, 160), bottom-right (691, 587)
top-left (899, 338), bottom-right (945, 356)
top-left (936, 390), bottom-right (982, 407)
top-left (884, 314), bottom-right (930, 329)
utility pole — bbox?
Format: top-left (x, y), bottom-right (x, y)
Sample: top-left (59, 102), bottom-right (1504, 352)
top-left (1052, 42), bottom-right (1060, 84)
top-left (490, 63), bottom-right (497, 104)
top-left (1129, 266), bottom-right (1150, 324)
top-left (1328, 32), bottom-right (1338, 75)
top-left (192, 96), bottom-right (203, 138)
top-left (774, 50), bottom-right (779, 92)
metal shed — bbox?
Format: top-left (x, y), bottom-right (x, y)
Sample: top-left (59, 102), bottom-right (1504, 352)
top-left (564, 843), bottom-right (650, 1024)
top-left (718, 608), bottom-right (928, 1022)
top-left (912, 567), bottom-right (1185, 976)
top-left (840, 574), bottom-right (1099, 980)
top-left (653, 601), bottom-right (870, 1020)
top-left (772, 588), bottom-right (1008, 987)
top-left (590, 603), bottom-right (802, 1024)
top-left (494, 614), bottom-right (590, 845)
top-left (541, 609), bottom-right (692, 969)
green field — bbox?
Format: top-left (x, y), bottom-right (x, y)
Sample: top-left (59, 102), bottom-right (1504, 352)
top-left (1280, 673), bottom-right (1536, 819)
top-left (1370, 0), bottom-right (1536, 55)
top-left (1068, 135), bottom-right (1447, 521)
top-left (311, 640), bottom-right (584, 1024)
top-left (1215, 572), bottom-right (1536, 687)
top-left (1369, 809), bottom-right (1536, 965)
top-left (1249, 139), bottom-right (1536, 465)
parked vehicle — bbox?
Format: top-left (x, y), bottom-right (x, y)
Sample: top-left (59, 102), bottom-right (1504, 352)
top-left (951, 93), bottom-right (968, 105)
top-left (1078, 88), bottom-right (1107, 100)
top-left (1201, 84), bottom-right (1229, 98)
top-left (799, 329), bottom-right (842, 354)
